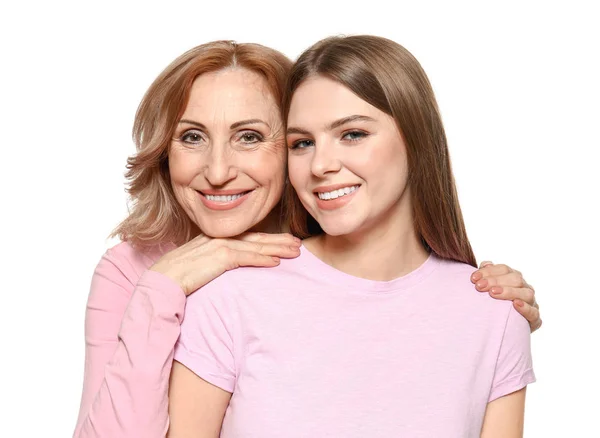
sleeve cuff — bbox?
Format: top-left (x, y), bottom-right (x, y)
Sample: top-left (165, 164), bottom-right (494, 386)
top-left (137, 270), bottom-right (187, 323)
top-left (173, 343), bottom-right (235, 394)
top-left (488, 368), bottom-right (536, 403)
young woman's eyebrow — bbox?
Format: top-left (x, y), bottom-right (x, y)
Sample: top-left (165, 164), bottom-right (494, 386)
top-left (287, 114), bottom-right (376, 135)
top-left (328, 115), bottom-right (376, 130)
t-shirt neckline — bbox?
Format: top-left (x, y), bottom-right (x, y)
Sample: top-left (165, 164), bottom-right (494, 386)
top-left (299, 244), bottom-right (441, 293)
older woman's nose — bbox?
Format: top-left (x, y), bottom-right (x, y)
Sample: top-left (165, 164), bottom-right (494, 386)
top-left (204, 145), bottom-right (238, 186)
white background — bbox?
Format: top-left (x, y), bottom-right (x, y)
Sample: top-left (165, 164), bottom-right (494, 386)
top-left (1, 0), bottom-right (598, 436)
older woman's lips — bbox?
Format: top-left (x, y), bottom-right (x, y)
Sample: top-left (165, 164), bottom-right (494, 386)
top-left (197, 189), bottom-right (254, 211)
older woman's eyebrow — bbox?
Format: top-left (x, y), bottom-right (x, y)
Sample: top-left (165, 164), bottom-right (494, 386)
top-left (178, 119), bottom-right (207, 129)
top-left (230, 119), bottom-right (270, 129)
top-left (178, 119), bottom-right (270, 130)
top-left (287, 115), bottom-right (376, 135)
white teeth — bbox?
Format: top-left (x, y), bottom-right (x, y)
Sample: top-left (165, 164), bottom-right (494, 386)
top-left (317, 185), bottom-right (359, 200)
top-left (205, 193), bottom-right (245, 202)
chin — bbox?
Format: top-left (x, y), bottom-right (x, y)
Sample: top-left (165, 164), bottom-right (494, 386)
top-left (198, 220), bottom-right (252, 239)
top-left (317, 219), bottom-right (362, 237)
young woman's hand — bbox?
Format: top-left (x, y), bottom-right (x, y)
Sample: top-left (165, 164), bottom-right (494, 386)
top-left (150, 232), bottom-right (302, 296)
top-left (471, 261), bottom-right (542, 332)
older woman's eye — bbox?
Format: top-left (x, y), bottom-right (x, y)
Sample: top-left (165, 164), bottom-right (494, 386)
top-left (238, 131), bottom-right (263, 144)
top-left (180, 130), bottom-right (204, 144)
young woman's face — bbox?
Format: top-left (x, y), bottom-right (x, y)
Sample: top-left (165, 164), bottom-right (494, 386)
top-left (169, 68), bottom-right (286, 238)
top-left (286, 76), bottom-right (412, 238)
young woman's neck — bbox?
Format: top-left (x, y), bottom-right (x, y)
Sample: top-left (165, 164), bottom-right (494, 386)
top-left (306, 201), bottom-right (430, 282)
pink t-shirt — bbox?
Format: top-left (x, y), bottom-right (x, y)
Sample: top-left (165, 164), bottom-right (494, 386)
top-left (174, 247), bottom-right (535, 437)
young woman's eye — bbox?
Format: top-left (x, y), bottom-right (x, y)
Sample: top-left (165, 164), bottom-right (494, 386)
top-left (180, 130), bottom-right (204, 144)
top-left (290, 139), bottom-right (315, 149)
top-left (342, 130), bottom-right (368, 142)
top-left (238, 131), bottom-right (263, 144)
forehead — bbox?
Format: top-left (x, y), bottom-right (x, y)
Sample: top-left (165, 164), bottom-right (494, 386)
top-left (183, 68), bottom-right (279, 122)
top-left (287, 76), bottom-right (380, 126)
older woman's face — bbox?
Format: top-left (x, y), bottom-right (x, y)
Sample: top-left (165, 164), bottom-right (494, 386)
top-left (169, 68), bottom-right (286, 238)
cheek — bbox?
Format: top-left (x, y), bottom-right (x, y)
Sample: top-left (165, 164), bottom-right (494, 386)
top-left (286, 155), bottom-right (308, 194)
top-left (358, 138), bottom-right (408, 181)
top-left (369, 142), bottom-right (409, 199)
top-left (247, 149), bottom-right (286, 188)
top-left (168, 149), bottom-right (199, 185)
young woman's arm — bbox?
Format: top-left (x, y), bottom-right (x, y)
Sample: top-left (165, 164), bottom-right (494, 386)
top-left (167, 362), bottom-right (232, 438)
top-left (480, 388), bottom-right (527, 438)
top-left (481, 302), bottom-right (535, 438)
top-left (168, 266), bottom-right (240, 438)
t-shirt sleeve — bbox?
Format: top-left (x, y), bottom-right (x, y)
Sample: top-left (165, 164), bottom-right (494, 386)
top-left (173, 287), bottom-right (237, 393)
top-left (488, 306), bottom-right (536, 402)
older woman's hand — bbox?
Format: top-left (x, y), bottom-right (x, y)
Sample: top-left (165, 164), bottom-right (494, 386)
top-left (471, 262), bottom-right (542, 332)
top-left (150, 232), bottom-right (301, 296)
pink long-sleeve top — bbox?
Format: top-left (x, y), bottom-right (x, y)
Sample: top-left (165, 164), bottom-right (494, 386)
top-left (73, 241), bottom-right (182, 438)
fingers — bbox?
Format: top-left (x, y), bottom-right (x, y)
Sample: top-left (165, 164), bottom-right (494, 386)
top-left (473, 271), bottom-right (524, 292)
top-left (225, 239), bottom-right (301, 259)
top-left (485, 286), bottom-right (536, 305)
top-left (239, 232), bottom-right (301, 246)
top-left (471, 263), bottom-right (512, 282)
top-left (228, 250), bottom-right (282, 269)
top-left (470, 262), bottom-right (541, 333)
top-left (514, 300), bottom-right (543, 333)
top-left (479, 260), bottom-right (493, 269)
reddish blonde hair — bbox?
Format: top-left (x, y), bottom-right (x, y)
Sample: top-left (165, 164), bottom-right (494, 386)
top-left (112, 41), bottom-right (293, 248)
top-left (282, 36), bottom-right (476, 267)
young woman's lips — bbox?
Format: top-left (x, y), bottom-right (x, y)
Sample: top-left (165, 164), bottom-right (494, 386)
top-left (313, 184), bottom-right (360, 211)
top-left (197, 189), bottom-right (254, 211)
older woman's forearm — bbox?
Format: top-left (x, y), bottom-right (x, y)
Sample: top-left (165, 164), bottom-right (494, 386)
top-left (74, 248), bottom-right (185, 438)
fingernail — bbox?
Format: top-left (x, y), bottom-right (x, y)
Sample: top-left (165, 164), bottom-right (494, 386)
top-left (272, 257), bottom-right (280, 262)
top-left (476, 279), bottom-right (488, 289)
top-left (290, 246), bottom-right (300, 251)
top-left (515, 300), bottom-right (524, 308)
top-left (294, 237), bottom-right (302, 243)
top-left (471, 271), bottom-right (482, 281)
top-left (491, 287), bottom-right (502, 295)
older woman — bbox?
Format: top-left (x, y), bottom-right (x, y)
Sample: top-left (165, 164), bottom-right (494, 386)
top-left (73, 40), bottom-right (541, 438)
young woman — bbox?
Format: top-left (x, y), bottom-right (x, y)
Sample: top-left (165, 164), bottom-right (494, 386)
top-left (74, 40), bottom-right (539, 438)
top-left (168, 35), bottom-right (535, 437)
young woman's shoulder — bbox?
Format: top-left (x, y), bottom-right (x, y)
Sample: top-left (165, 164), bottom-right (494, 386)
top-left (184, 261), bottom-right (295, 311)
top-left (433, 257), bottom-right (513, 313)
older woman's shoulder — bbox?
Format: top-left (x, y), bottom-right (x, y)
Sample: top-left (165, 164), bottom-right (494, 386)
top-left (96, 240), bottom-right (175, 284)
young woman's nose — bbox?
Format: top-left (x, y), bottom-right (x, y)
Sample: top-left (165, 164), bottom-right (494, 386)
top-left (310, 138), bottom-right (342, 178)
